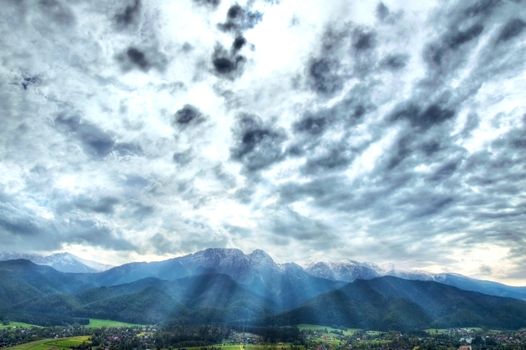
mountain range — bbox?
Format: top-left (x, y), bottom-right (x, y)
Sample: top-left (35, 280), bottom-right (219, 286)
top-left (1, 248), bottom-right (526, 330)
top-left (0, 252), bottom-right (111, 273)
top-left (306, 260), bottom-right (526, 301)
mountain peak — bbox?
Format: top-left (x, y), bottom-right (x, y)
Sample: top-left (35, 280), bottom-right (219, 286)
top-left (249, 249), bottom-right (273, 260)
top-left (306, 260), bottom-right (381, 282)
top-left (200, 247), bottom-right (244, 256)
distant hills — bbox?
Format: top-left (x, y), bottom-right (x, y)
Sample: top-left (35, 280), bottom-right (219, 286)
top-left (1, 248), bottom-right (526, 330)
top-left (0, 252), bottom-right (111, 273)
top-left (306, 260), bottom-right (526, 301)
top-left (270, 277), bottom-right (526, 330)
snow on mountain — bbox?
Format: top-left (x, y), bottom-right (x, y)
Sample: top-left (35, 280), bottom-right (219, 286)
top-left (304, 259), bottom-right (526, 300)
top-left (173, 249), bottom-right (526, 301)
top-left (2, 248), bottom-right (524, 301)
top-left (0, 252), bottom-right (112, 273)
top-left (306, 261), bottom-right (382, 282)
top-left (96, 248), bottom-right (344, 310)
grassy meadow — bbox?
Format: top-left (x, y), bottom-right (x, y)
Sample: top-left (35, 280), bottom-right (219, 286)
top-left (5, 336), bottom-right (91, 350)
top-left (0, 322), bottom-right (39, 330)
top-left (86, 319), bottom-right (142, 328)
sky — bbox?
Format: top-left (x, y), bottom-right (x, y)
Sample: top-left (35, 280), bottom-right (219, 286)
top-left (0, 0), bottom-right (525, 285)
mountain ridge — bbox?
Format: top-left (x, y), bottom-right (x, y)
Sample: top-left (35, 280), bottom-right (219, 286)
top-left (269, 276), bottom-right (526, 330)
top-left (2, 256), bottom-right (526, 330)
top-left (0, 252), bottom-right (112, 273)
top-left (305, 260), bottom-right (526, 301)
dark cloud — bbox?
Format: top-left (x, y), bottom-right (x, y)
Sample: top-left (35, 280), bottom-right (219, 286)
top-left (21, 76), bottom-right (40, 90)
top-left (114, 0), bottom-right (141, 28)
top-left (129, 204), bottom-right (155, 221)
top-left (304, 148), bottom-right (354, 174)
top-left (447, 23), bottom-right (485, 50)
top-left (218, 4), bottom-right (262, 33)
top-left (429, 160), bottom-right (460, 182)
top-left (149, 223), bottom-right (228, 255)
top-left (193, 0), bottom-right (220, 9)
top-left (267, 208), bottom-right (338, 249)
top-left (288, 92), bottom-right (371, 176)
top-left (417, 104), bottom-right (456, 129)
top-left (423, 11), bottom-right (487, 74)
top-left (213, 56), bottom-right (237, 74)
top-left (55, 114), bottom-right (115, 158)
top-left (117, 46), bottom-right (167, 72)
top-left (231, 114), bottom-right (286, 172)
top-left (304, 23), bottom-right (383, 96)
top-left (0, 207), bottom-right (40, 237)
top-left (64, 219), bottom-right (137, 251)
top-left (212, 45), bottom-right (246, 77)
top-left (420, 140), bottom-right (442, 157)
top-left (173, 105), bottom-right (203, 126)
top-left (463, 0), bottom-right (501, 18)
top-left (386, 136), bottom-right (412, 170)
top-left (424, 30), bottom-right (481, 69)
top-left (54, 115), bottom-right (142, 159)
top-left (391, 103), bottom-right (456, 130)
top-left (307, 58), bottom-right (343, 96)
top-left (293, 114), bottom-right (328, 136)
top-left (496, 18), bottom-right (526, 44)
top-left (232, 35), bottom-right (247, 51)
top-left (38, 0), bottom-right (75, 26)
top-left (74, 196), bottom-right (120, 214)
top-left (0, 190), bottom-right (135, 252)
top-left (352, 29), bottom-right (376, 51)
top-left (278, 175), bottom-right (348, 207)
top-left (124, 47), bottom-right (149, 70)
top-left (381, 54), bottom-right (408, 70)
top-left (376, 2), bottom-right (389, 21)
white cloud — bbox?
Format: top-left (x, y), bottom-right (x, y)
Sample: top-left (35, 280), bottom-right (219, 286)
top-left (0, 0), bottom-right (525, 285)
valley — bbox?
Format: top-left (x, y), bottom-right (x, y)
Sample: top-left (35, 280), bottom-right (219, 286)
top-left (2, 321), bottom-right (526, 350)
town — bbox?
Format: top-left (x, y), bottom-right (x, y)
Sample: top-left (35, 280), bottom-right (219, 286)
top-left (1, 321), bottom-right (526, 350)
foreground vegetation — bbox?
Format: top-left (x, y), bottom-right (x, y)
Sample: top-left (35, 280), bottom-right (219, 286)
top-left (2, 323), bottom-right (526, 350)
top-left (5, 336), bottom-right (90, 350)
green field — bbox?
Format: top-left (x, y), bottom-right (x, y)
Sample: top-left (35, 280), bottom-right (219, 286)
top-left (297, 324), bottom-right (341, 332)
top-left (297, 324), bottom-right (358, 335)
top-left (297, 324), bottom-right (351, 346)
top-left (0, 322), bottom-right (39, 329)
top-left (425, 327), bottom-right (483, 335)
top-left (6, 336), bottom-right (91, 350)
top-left (425, 328), bottom-right (449, 335)
top-left (86, 319), bottom-right (142, 328)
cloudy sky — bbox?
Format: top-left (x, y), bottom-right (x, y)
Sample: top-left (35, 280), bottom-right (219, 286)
top-left (1, 0), bottom-right (525, 284)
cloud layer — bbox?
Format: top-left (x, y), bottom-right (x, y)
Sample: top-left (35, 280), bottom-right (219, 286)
top-left (0, 0), bottom-right (525, 284)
